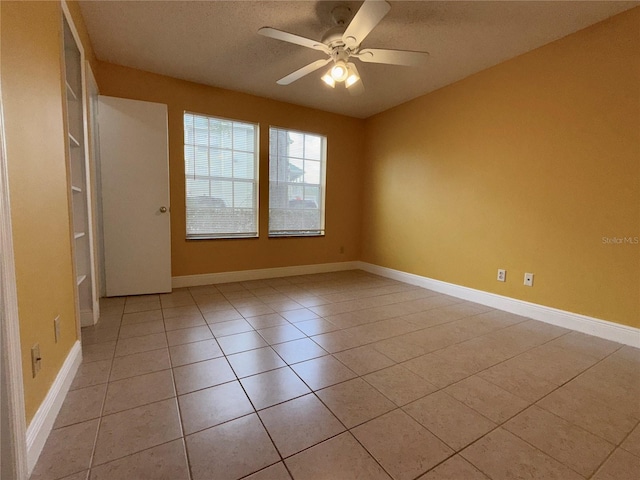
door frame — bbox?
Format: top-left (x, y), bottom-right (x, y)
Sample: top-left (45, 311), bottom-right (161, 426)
top-left (0, 53), bottom-right (29, 480)
top-left (86, 63), bottom-right (106, 298)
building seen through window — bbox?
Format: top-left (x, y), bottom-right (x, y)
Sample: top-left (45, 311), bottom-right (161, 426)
top-left (269, 127), bottom-right (327, 236)
top-left (184, 112), bottom-right (258, 239)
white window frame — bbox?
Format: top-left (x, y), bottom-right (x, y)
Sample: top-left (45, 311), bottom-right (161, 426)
top-left (268, 127), bottom-right (327, 237)
top-left (184, 112), bottom-right (259, 240)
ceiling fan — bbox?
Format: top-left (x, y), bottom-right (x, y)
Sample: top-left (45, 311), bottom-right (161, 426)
top-left (258, 0), bottom-right (429, 94)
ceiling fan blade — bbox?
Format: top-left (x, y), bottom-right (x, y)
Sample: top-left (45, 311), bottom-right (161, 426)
top-left (258, 27), bottom-right (329, 54)
top-left (356, 48), bottom-right (430, 67)
top-left (277, 58), bottom-right (332, 86)
top-left (342, 0), bottom-right (391, 48)
top-left (346, 63), bottom-right (364, 96)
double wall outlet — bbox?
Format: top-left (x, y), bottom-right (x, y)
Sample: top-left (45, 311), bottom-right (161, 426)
top-left (497, 269), bottom-right (506, 282)
top-left (524, 273), bottom-right (534, 287)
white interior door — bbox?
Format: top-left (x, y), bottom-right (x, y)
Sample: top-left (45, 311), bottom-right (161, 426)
top-left (98, 95), bottom-right (171, 296)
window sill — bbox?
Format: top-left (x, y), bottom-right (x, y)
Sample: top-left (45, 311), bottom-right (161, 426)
top-left (269, 233), bottom-right (325, 238)
top-left (186, 234), bottom-right (259, 241)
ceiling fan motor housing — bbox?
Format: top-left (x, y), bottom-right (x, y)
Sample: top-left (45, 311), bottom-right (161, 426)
top-left (322, 26), bottom-right (347, 48)
top-left (321, 5), bottom-right (354, 50)
top-left (331, 46), bottom-right (349, 64)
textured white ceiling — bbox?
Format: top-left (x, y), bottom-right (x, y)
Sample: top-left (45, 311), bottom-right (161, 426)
top-left (79, 1), bottom-right (637, 118)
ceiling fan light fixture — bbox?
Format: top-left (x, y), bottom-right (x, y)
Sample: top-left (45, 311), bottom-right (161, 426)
top-left (330, 60), bottom-right (349, 82)
top-left (345, 64), bottom-right (360, 88)
top-left (321, 73), bottom-right (336, 88)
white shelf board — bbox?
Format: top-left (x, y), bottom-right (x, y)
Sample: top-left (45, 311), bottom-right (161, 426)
top-left (65, 81), bottom-right (78, 101)
top-left (68, 133), bottom-right (80, 147)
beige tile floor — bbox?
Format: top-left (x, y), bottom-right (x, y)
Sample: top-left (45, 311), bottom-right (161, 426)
top-left (30, 270), bottom-right (640, 480)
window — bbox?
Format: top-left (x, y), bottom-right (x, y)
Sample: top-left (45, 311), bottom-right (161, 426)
top-left (269, 127), bottom-right (327, 237)
top-left (184, 113), bottom-right (258, 239)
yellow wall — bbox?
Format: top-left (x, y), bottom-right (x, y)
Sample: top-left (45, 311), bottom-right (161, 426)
top-left (96, 63), bottom-right (364, 277)
top-left (362, 8), bottom-right (640, 328)
top-left (1, 1), bottom-right (84, 422)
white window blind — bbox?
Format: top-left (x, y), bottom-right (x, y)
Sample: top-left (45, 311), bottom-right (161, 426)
top-left (184, 113), bottom-right (258, 239)
top-left (269, 127), bottom-right (327, 236)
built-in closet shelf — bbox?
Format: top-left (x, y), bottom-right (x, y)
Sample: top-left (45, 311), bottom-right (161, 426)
top-left (68, 133), bottom-right (80, 147)
top-left (66, 81), bottom-right (78, 101)
top-left (64, 12), bottom-right (97, 327)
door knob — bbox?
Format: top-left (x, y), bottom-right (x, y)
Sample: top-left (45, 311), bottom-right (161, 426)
top-left (159, 206), bottom-right (167, 213)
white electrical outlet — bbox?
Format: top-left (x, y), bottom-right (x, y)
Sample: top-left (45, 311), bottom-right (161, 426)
top-left (524, 273), bottom-right (534, 287)
top-left (497, 269), bottom-right (506, 282)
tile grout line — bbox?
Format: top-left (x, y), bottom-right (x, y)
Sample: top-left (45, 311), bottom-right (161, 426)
top-left (222, 342), bottom-right (291, 479)
top-left (85, 308), bottom-right (121, 478)
top-left (586, 418), bottom-right (640, 480)
top-left (168, 288), bottom-right (196, 480)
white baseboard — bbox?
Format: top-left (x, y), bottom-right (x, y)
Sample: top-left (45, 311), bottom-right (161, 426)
top-left (172, 260), bottom-right (639, 347)
top-left (172, 261), bottom-right (361, 288)
top-left (26, 340), bottom-right (82, 474)
top-left (357, 262), bottom-right (640, 348)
